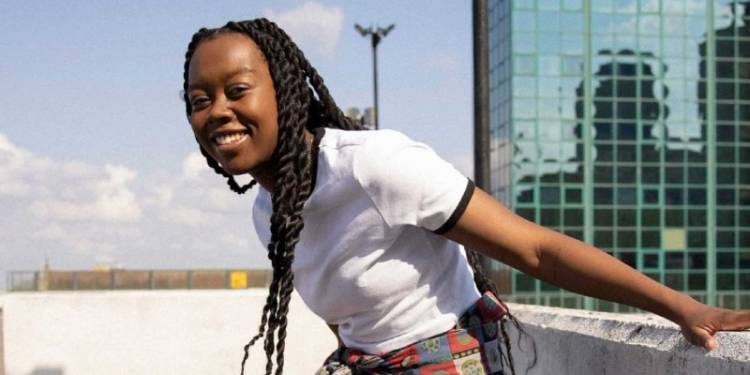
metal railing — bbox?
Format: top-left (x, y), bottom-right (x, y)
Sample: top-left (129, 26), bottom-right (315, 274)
top-left (6, 269), bottom-right (273, 292)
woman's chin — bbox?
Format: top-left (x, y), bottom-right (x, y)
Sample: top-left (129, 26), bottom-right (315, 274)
top-left (214, 157), bottom-right (252, 175)
top-left (223, 164), bottom-right (254, 175)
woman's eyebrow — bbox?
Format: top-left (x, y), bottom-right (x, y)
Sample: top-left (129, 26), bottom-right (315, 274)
top-left (221, 66), bottom-right (257, 82)
top-left (187, 67), bottom-right (258, 91)
top-left (226, 66), bottom-right (257, 77)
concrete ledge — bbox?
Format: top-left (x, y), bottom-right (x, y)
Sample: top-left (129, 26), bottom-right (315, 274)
top-left (1, 303), bottom-right (5, 375)
top-left (506, 303), bottom-right (750, 375)
top-left (3, 292), bottom-right (748, 374)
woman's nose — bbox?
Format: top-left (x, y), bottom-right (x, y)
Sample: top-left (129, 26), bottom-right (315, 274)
top-left (208, 96), bottom-right (234, 125)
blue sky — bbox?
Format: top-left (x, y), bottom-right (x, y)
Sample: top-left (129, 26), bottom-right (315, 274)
top-left (0, 1), bottom-right (474, 287)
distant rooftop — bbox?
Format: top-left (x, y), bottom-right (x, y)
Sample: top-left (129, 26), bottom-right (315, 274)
top-left (6, 268), bottom-right (272, 292)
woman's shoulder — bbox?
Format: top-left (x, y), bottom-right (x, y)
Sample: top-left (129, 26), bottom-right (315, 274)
top-left (321, 128), bottom-right (434, 183)
top-left (321, 128), bottom-right (424, 156)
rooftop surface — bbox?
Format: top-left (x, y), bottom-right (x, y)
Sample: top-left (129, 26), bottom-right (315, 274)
top-left (1, 290), bottom-right (748, 374)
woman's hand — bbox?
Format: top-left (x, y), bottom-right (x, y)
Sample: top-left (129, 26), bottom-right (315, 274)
top-left (678, 303), bottom-right (750, 350)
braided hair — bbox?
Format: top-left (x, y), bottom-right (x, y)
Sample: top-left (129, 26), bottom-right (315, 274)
top-left (182, 18), bottom-right (526, 375)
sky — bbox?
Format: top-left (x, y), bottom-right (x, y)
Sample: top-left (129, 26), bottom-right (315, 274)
top-left (0, 1), bottom-right (474, 288)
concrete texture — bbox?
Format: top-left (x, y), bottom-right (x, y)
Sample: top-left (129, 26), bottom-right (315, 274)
top-left (0, 290), bottom-right (336, 375)
top-left (2, 291), bottom-right (748, 374)
top-left (1, 304), bottom-right (5, 375)
top-left (506, 303), bottom-right (750, 375)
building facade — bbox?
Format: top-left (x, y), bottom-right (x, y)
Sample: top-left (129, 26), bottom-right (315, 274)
top-left (484, 0), bottom-right (750, 310)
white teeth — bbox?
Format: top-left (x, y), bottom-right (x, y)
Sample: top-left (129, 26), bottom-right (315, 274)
top-left (215, 133), bottom-right (246, 146)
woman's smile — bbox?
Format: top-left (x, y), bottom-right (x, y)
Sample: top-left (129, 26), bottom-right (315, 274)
top-left (214, 132), bottom-right (248, 146)
top-left (211, 128), bottom-right (250, 151)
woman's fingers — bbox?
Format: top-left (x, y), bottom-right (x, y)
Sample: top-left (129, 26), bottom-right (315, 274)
top-left (682, 325), bottom-right (717, 351)
top-left (717, 310), bottom-right (750, 331)
top-left (695, 329), bottom-right (719, 351)
top-left (681, 308), bottom-right (750, 351)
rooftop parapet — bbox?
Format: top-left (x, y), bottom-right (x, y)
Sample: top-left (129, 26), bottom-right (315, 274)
top-left (0, 291), bottom-right (747, 374)
top-left (507, 303), bottom-right (750, 374)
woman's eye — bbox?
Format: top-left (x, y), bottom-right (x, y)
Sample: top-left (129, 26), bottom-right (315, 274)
top-left (228, 85), bottom-right (248, 99)
top-left (190, 97), bottom-right (209, 110)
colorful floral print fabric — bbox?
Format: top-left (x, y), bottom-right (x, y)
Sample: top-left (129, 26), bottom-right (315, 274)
top-left (316, 292), bottom-right (510, 375)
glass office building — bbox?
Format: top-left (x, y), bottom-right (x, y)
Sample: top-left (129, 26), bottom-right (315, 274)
top-left (485, 0), bottom-right (750, 310)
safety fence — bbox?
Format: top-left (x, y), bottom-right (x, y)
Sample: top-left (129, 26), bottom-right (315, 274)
top-left (6, 269), bottom-right (272, 292)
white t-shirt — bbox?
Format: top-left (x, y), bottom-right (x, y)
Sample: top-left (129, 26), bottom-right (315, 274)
top-left (252, 128), bottom-right (481, 353)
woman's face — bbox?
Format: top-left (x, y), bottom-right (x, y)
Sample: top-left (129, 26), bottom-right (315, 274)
top-left (186, 33), bottom-right (278, 177)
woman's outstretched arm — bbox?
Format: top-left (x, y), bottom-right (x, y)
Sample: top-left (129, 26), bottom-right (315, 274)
top-left (443, 187), bottom-right (750, 350)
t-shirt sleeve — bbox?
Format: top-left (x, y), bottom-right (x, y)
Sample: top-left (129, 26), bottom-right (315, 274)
top-left (352, 131), bottom-right (475, 233)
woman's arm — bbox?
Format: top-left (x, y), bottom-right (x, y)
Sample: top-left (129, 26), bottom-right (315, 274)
top-left (443, 188), bottom-right (750, 350)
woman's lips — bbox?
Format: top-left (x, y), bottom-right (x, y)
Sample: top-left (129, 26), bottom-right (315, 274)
top-left (213, 132), bottom-right (249, 151)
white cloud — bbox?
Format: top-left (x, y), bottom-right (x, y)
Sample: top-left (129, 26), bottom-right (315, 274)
top-left (265, 2), bottom-right (344, 57)
top-left (0, 133), bottom-right (32, 196)
top-left (1, 133), bottom-right (142, 223)
top-left (221, 233), bottom-right (250, 248)
top-left (67, 237), bottom-right (111, 256)
top-left (0, 179), bottom-right (29, 197)
top-left (96, 165), bottom-right (141, 222)
top-left (30, 164), bottom-right (142, 223)
top-left (158, 205), bottom-right (219, 227)
top-left (145, 185), bottom-right (174, 207)
top-left (0, 133), bottom-right (27, 165)
top-left (32, 222), bottom-right (68, 240)
top-left (0, 132), bottom-right (269, 288)
top-left (182, 150), bottom-right (210, 179)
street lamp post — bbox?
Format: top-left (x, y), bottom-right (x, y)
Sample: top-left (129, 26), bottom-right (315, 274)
top-left (355, 23), bottom-right (395, 130)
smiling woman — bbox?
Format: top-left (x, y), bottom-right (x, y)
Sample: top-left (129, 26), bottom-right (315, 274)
top-left (181, 19), bottom-right (521, 375)
top-left (181, 18), bottom-right (750, 375)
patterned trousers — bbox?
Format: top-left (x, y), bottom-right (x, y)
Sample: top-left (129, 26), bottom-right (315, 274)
top-left (316, 292), bottom-right (510, 374)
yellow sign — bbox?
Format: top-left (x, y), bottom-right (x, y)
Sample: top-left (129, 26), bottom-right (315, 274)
top-left (230, 272), bottom-right (248, 289)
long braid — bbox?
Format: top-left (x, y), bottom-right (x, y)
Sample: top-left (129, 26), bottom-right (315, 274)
top-left (271, 80), bottom-right (312, 374)
top-left (234, 21), bottom-right (312, 375)
top-left (466, 250), bottom-right (498, 296)
top-left (467, 250), bottom-right (537, 374)
top-left (198, 145), bottom-right (257, 193)
top-left (250, 19), bottom-right (363, 131)
top-left (183, 19), bottom-right (354, 374)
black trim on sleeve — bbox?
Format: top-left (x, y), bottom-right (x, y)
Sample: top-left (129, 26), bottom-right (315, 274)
top-left (433, 179), bottom-right (475, 235)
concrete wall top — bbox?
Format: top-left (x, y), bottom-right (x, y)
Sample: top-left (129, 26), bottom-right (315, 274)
top-left (506, 302), bottom-right (750, 375)
top-left (2, 291), bottom-right (748, 375)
